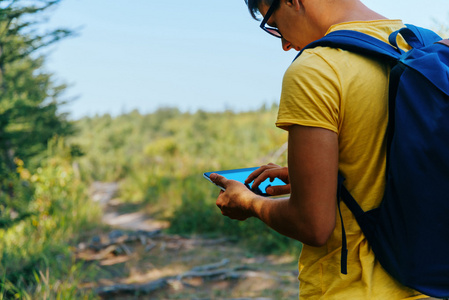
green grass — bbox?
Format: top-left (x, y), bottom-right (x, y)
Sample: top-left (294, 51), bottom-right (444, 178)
top-left (0, 143), bottom-right (102, 299)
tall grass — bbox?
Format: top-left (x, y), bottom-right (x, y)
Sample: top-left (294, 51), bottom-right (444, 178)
top-left (0, 139), bottom-right (102, 299)
top-left (71, 106), bottom-right (302, 255)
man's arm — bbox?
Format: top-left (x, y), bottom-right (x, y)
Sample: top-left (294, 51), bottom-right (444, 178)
top-left (212, 124), bottom-right (338, 247)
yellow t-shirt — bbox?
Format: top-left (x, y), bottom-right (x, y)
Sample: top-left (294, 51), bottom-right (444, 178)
top-left (276, 20), bottom-right (426, 299)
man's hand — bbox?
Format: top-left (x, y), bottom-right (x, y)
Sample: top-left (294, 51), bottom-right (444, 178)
top-left (245, 163), bottom-right (291, 196)
top-left (210, 173), bottom-right (257, 221)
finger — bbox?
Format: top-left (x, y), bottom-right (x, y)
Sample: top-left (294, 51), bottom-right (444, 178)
top-left (216, 190), bottom-right (225, 204)
top-left (245, 166), bottom-right (266, 184)
top-left (266, 184), bottom-right (291, 196)
top-left (210, 173), bottom-right (228, 189)
top-left (252, 169), bottom-right (277, 189)
top-left (245, 163), bottom-right (278, 185)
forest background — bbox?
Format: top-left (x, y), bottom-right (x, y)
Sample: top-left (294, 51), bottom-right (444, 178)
top-left (1, 0), bottom-right (448, 299)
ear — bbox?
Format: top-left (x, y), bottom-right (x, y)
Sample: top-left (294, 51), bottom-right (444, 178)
top-left (286, 0), bottom-right (302, 11)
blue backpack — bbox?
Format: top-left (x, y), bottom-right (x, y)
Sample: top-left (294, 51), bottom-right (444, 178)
top-left (295, 25), bottom-right (449, 298)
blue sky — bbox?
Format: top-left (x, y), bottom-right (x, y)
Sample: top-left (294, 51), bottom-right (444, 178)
top-left (43, 0), bottom-right (448, 119)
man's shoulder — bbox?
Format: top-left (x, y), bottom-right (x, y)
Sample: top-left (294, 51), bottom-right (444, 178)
top-left (289, 19), bottom-right (407, 77)
top-left (288, 45), bottom-right (361, 78)
top-left (326, 19), bottom-right (406, 44)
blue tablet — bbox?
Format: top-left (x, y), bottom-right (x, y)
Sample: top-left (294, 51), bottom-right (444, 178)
top-left (203, 167), bottom-right (286, 197)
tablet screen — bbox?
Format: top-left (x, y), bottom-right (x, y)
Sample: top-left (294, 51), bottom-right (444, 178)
top-left (203, 167), bottom-right (286, 196)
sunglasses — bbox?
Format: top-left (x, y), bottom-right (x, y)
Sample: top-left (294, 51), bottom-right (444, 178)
top-left (259, 0), bottom-right (282, 38)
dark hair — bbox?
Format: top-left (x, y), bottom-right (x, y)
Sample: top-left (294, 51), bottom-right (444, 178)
top-left (245, 0), bottom-right (274, 20)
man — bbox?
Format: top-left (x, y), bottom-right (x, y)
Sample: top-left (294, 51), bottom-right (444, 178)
top-left (210, 0), bottom-right (429, 298)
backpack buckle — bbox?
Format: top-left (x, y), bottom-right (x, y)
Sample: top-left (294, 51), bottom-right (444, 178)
top-left (436, 39), bottom-right (449, 47)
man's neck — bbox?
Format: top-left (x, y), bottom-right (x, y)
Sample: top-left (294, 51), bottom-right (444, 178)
top-left (318, 0), bottom-right (388, 33)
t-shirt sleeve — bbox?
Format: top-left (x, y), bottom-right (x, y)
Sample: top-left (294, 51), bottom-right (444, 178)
top-left (276, 50), bottom-right (342, 134)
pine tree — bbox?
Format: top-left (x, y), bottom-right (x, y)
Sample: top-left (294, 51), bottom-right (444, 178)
top-left (0, 0), bottom-right (74, 176)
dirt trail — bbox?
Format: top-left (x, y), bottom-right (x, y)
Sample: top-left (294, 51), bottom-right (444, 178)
top-left (77, 182), bottom-right (300, 299)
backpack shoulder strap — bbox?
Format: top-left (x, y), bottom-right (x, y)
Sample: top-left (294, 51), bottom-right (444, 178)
top-left (391, 24), bottom-right (442, 48)
top-left (294, 25), bottom-right (443, 62)
top-left (294, 29), bottom-right (402, 62)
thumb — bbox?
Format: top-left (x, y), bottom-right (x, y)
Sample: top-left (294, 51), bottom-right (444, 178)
top-left (266, 184), bottom-right (290, 196)
top-left (210, 173), bottom-right (228, 189)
